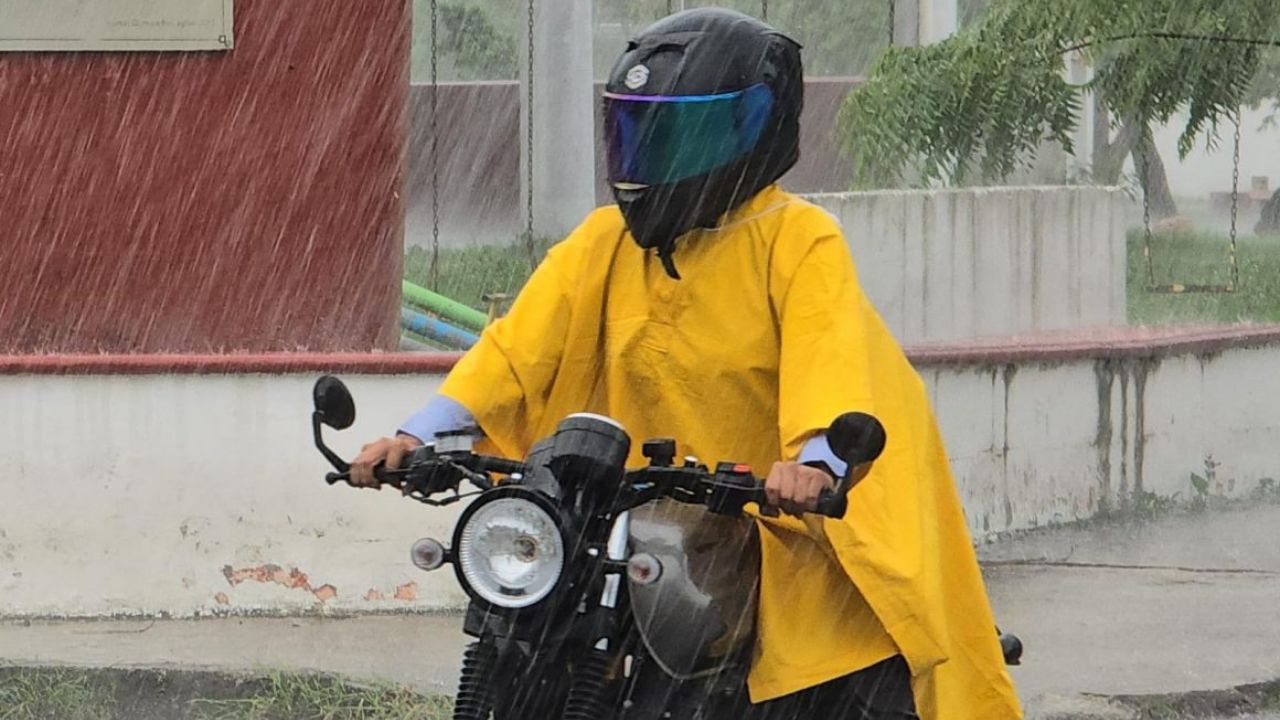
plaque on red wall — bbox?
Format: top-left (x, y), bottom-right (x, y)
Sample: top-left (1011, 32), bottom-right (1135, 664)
top-left (0, 0), bottom-right (234, 51)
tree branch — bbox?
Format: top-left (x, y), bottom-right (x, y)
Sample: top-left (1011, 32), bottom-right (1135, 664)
top-left (1061, 31), bottom-right (1280, 55)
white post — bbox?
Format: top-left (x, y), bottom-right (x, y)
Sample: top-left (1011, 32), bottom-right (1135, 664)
top-left (893, 0), bottom-right (956, 46)
top-left (919, 0), bottom-right (957, 44)
top-left (520, 0), bottom-right (596, 241)
top-left (1066, 50), bottom-right (1096, 179)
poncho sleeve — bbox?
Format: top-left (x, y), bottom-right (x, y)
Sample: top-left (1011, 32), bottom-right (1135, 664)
top-left (437, 240), bottom-right (577, 459)
top-left (768, 209), bottom-right (1023, 720)
top-left (771, 226), bottom-right (878, 459)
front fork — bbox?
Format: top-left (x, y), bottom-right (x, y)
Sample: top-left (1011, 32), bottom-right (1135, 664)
top-left (452, 639), bottom-right (500, 720)
top-left (562, 511), bottom-right (631, 720)
top-left (451, 513), bottom-right (633, 720)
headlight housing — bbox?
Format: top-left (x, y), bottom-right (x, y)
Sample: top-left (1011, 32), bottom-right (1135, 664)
top-left (453, 487), bottom-right (566, 610)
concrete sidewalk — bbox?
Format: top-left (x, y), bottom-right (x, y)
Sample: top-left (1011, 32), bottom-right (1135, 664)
top-left (3, 504), bottom-right (1279, 718)
top-left (981, 502), bottom-right (1280, 717)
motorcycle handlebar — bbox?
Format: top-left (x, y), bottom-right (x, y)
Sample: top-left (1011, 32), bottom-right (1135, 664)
top-left (812, 487), bottom-right (848, 519)
top-left (476, 456), bottom-right (529, 476)
top-left (747, 476), bottom-right (850, 519)
top-left (325, 463), bottom-right (402, 487)
top-left (326, 453), bottom-right (853, 519)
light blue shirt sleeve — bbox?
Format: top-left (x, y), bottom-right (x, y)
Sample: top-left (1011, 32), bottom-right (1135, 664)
top-left (398, 395), bottom-right (476, 443)
top-left (799, 433), bottom-right (848, 479)
top-left (402, 398), bottom-right (846, 476)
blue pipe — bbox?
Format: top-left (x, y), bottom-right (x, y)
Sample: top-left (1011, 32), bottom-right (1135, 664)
top-left (400, 307), bottom-right (480, 350)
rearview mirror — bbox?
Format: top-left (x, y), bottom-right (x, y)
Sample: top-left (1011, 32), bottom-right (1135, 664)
top-left (827, 412), bottom-right (886, 467)
top-left (313, 375), bottom-right (356, 431)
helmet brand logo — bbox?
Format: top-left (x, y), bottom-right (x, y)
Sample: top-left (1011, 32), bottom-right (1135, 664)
top-left (625, 64), bottom-right (650, 90)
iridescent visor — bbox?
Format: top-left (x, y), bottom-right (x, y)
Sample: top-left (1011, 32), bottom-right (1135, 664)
top-left (603, 83), bottom-right (774, 186)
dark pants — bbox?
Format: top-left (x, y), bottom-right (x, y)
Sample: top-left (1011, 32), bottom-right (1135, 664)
top-left (635, 655), bottom-right (919, 720)
top-left (730, 657), bottom-right (919, 720)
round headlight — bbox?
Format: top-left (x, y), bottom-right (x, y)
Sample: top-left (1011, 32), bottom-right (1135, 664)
top-left (455, 494), bottom-right (564, 609)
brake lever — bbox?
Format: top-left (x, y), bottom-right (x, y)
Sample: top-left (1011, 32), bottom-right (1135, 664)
top-left (399, 484), bottom-right (481, 507)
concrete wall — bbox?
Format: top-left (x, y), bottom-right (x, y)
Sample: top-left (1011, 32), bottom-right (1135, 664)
top-left (919, 327), bottom-right (1280, 535)
top-left (408, 182), bottom-right (1129, 344)
top-left (3, 327), bottom-right (1278, 618)
top-left (0, 372), bottom-right (463, 618)
top-left (813, 186), bottom-right (1129, 343)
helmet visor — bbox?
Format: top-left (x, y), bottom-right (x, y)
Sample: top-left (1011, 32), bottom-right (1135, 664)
top-left (603, 83), bottom-right (774, 186)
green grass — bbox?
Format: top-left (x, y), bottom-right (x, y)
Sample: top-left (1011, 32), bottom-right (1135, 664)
top-left (191, 674), bottom-right (451, 720)
top-left (404, 240), bottom-right (550, 312)
top-left (0, 668), bottom-right (451, 720)
top-left (0, 668), bottom-right (116, 720)
top-left (1127, 229), bottom-right (1280, 326)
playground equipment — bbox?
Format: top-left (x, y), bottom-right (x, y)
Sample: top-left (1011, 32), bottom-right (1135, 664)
top-left (400, 280), bottom-right (485, 351)
top-left (400, 306), bottom-right (479, 350)
top-left (402, 280), bottom-right (487, 331)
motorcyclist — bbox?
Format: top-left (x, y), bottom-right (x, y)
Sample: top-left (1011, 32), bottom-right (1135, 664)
top-left (353, 8), bottom-right (1021, 720)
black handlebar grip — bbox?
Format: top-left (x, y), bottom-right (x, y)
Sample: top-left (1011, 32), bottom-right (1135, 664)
top-left (813, 488), bottom-right (848, 518)
top-left (325, 464), bottom-right (396, 487)
top-left (371, 463), bottom-right (398, 485)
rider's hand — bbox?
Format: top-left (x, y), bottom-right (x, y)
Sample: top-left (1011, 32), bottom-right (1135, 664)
top-left (350, 433), bottom-right (423, 488)
top-left (765, 461), bottom-right (836, 516)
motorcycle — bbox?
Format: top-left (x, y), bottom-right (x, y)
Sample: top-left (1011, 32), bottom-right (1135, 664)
top-left (309, 375), bottom-right (1022, 719)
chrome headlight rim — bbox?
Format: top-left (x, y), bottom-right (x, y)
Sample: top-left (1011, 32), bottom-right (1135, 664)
top-left (450, 486), bottom-right (567, 612)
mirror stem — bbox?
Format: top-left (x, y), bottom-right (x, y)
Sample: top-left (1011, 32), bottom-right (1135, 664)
top-left (314, 412), bottom-right (350, 472)
top-left (838, 461), bottom-right (874, 497)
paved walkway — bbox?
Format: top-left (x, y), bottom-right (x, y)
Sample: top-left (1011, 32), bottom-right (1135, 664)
top-left (4, 504), bottom-right (1279, 718)
top-left (981, 503), bottom-right (1280, 717)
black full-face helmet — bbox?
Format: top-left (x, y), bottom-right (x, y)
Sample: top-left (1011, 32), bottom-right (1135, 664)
top-left (603, 8), bottom-right (804, 278)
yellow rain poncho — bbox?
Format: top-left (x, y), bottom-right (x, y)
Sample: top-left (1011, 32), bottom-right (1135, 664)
top-left (439, 185), bottom-right (1022, 719)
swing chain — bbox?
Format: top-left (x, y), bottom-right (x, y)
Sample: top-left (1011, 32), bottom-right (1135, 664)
top-left (889, 0), bottom-right (895, 47)
top-left (761, 0), bottom-right (767, 21)
top-left (1229, 108), bottom-right (1242, 291)
top-left (1141, 131), bottom-right (1155, 289)
top-left (526, 0), bottom-right (537, 270)
top-left (429, 0), bottom-right (441, 290)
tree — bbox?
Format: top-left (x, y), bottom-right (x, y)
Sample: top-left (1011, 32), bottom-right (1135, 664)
top-left (411, 0), bottom-right (517, 82)
top-left (838, 0), bottom-right (1280, 214)
top-left (604, 0), bottom-right (894, 77)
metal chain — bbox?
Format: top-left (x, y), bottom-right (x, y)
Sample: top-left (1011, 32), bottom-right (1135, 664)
top-left (526, 0), bottom-right (536, 270)
top-left (1140, 133), bottom-right (1155, 289)
top-left (888, 0), bottom-right (895, 47)
top-left (666, 0), bottom-right (673, 15)
top-left (429, 0), bottom-right (441, 290)
top-left (1229, 108), bottom-right (1242, 291)
top-left (761, 0), bottom-right (767, 21)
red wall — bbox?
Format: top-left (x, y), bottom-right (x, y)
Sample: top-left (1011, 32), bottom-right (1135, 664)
top-left (0, 0), bottom-right (409, 353)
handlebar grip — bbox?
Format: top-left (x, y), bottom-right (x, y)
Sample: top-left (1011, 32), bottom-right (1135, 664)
top-left (812, 488), bottom-right (848, 519)
top-left (325, 464), bottom-right (398, 487)
top-left (372, 464), bottom-right (396, 484)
